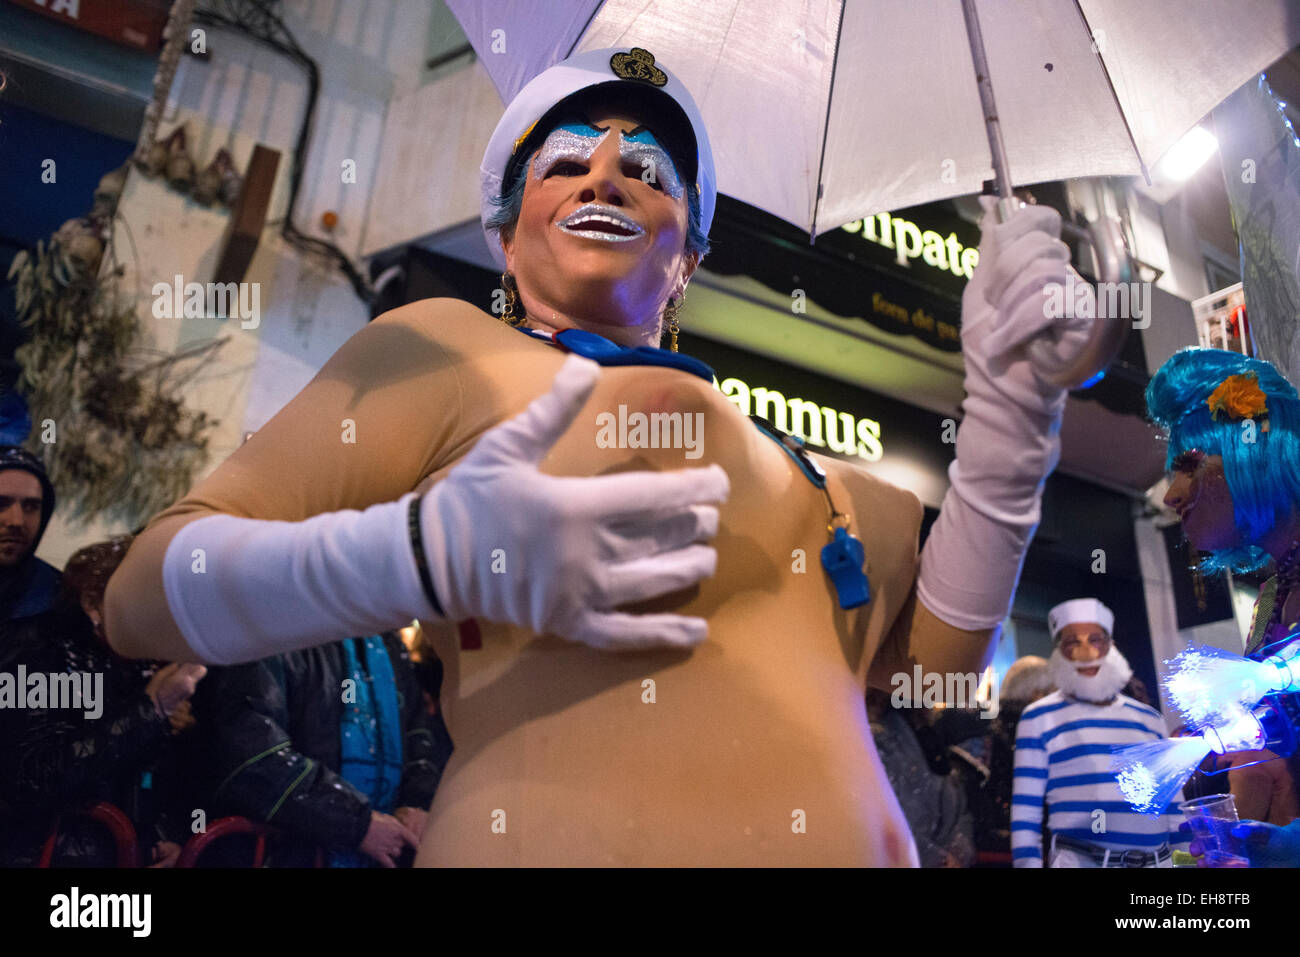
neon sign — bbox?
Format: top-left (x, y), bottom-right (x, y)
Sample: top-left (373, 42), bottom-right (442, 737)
top-left (713, 376), bottom-right (883, 462)
top-left (842, 212), bottom-right (980, 280)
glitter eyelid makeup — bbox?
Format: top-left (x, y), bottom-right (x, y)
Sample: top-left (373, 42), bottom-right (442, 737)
top-left (530, 120), bottom-right (684, 200)
top-left (530, 122), bottom-right (612, 181)
top-left (619, 128), bottom-right (684, 199)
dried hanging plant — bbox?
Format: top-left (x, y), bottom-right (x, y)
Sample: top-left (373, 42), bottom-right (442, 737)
top-left (9, 201), bottom-right (226, 527)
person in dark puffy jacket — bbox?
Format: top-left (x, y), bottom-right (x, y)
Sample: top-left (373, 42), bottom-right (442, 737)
top-left (188, 630), bottom-right (453, 867)
top-left (0, 537), bottom-right (203, 867)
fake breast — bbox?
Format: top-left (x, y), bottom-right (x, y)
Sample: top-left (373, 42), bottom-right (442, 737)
top-left (536, 363), bottom-right (827, 620)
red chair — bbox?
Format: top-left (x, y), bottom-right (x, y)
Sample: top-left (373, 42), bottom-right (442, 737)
top-left (39, 801), bottom-right (139, 868)
top-left (176, 816), bottom-right (324, 867)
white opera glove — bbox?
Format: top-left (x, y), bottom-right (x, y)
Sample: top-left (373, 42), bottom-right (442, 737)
top-left (164, 353), bottom-right (729, 665)
top-left (420, 352), bottom-right (730, 650)
top-left (917, 197), bottom-right (1093, 631)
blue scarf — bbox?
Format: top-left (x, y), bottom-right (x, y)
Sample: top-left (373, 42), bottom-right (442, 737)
top-left (329, 635), bottom-right (404, 868)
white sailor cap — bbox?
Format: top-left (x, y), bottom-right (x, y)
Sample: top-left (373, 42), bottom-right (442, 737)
top-left (479, 46), bottom-right (716, 271)
top-left (1047, 598), bottom-right (1115, 640)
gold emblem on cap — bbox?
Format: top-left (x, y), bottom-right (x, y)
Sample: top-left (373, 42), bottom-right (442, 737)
top-left (610, 48), bottom-right (667, 87)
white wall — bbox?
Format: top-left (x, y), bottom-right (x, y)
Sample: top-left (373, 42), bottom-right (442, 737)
top-left (1134, 517), bottom-right (1247, 731)
top-left (362, 57), bottom-right (501, 257)
top-left (1121, 179), bottom-right (1225, 717)
top-left (36, 0), bottom-right (435, 568)
top-left (1157, 191), bottom-right (1213, 303)
top-left (1128, 190), bottom-right (1208, 303)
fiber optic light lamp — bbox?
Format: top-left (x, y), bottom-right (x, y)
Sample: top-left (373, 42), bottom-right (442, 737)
top-left (1261, 639), bottom-right (1300, 693)
top-left (1200, 697), bottom-right (1297, 758)
top-left (1202, 708), bottom-right (1267, 754)
top-left (1164, 637), bottom-right (1300, 726)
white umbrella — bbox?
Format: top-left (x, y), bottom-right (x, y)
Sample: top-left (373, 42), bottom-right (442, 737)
top-left (447, 0), bottom-right (1299, 239)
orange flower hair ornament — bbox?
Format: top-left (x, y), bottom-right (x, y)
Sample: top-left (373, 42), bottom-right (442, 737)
top-left (1207, 372), bottom-right (1271, 430)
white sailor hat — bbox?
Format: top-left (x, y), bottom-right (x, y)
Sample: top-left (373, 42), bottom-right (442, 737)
top-left (1047, 598), bottom-right (1116, 641)
top-left (479, 46), bottom-right (716, 271)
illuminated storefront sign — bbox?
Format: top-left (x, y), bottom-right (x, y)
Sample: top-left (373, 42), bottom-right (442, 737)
top-left (712, 375), bottom-right (883, 462)
top-left (704, 195), bottom-right (980, 354)
top-left (842, 212), bottom-right (980, 280)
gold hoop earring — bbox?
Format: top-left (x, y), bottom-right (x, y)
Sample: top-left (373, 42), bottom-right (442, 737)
top-left (500, 272), bottom-right (525, 327)
top-left (664, 291), bottom-right (684, 352)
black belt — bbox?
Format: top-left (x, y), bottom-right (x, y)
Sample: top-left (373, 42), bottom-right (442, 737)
top-left (1053, 835), bottom-right (1171, 867)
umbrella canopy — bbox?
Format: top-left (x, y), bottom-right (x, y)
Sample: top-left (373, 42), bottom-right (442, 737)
top-left (448, 0), bottom-right (1300, 239)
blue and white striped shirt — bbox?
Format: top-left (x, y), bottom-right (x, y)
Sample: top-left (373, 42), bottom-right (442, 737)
top-left (1011, 691), bottom-right (1190, 867)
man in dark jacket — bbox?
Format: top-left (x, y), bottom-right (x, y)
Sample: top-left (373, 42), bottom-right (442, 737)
top-left (0, 445), bottom-right (59, 626)
top-left (191, 632), bottom-right (453, 867)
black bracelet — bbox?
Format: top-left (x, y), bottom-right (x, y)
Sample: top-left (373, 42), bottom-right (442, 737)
top-left (408, 494), bottom-right (445, 617)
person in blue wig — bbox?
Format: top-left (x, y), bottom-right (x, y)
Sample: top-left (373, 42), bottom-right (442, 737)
top-left (1148, 347), bottom-right (1300, 866)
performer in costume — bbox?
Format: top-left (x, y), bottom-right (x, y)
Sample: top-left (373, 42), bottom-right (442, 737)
top-left (107, 46), bottom-right (1098, 865)
top-left (1012, 599), bottom-right (1188, 867)
top-left (1148, 347), bottom-right (1300, 866)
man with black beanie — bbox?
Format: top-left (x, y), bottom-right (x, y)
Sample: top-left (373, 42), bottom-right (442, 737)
top-left (0, 445), bottom-right (58, 626)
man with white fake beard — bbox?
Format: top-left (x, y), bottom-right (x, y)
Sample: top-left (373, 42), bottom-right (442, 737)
top-left (1011, 599), bottom-right (1190, 867)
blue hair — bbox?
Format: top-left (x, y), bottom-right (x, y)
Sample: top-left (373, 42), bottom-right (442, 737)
top-left (1146, 347), bottom-right (1300, 573)
top-left (483, 145), bottom-right (711, 264)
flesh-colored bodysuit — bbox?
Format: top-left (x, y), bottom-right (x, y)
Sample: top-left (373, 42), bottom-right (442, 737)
top-left (109, 297), bottom-right (993, 866)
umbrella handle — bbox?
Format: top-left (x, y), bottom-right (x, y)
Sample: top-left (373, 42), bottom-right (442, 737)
top-left (1018, 206), bottom-right (1132, 390)
top-left (1031, 313), bottom-right (1130, 391)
